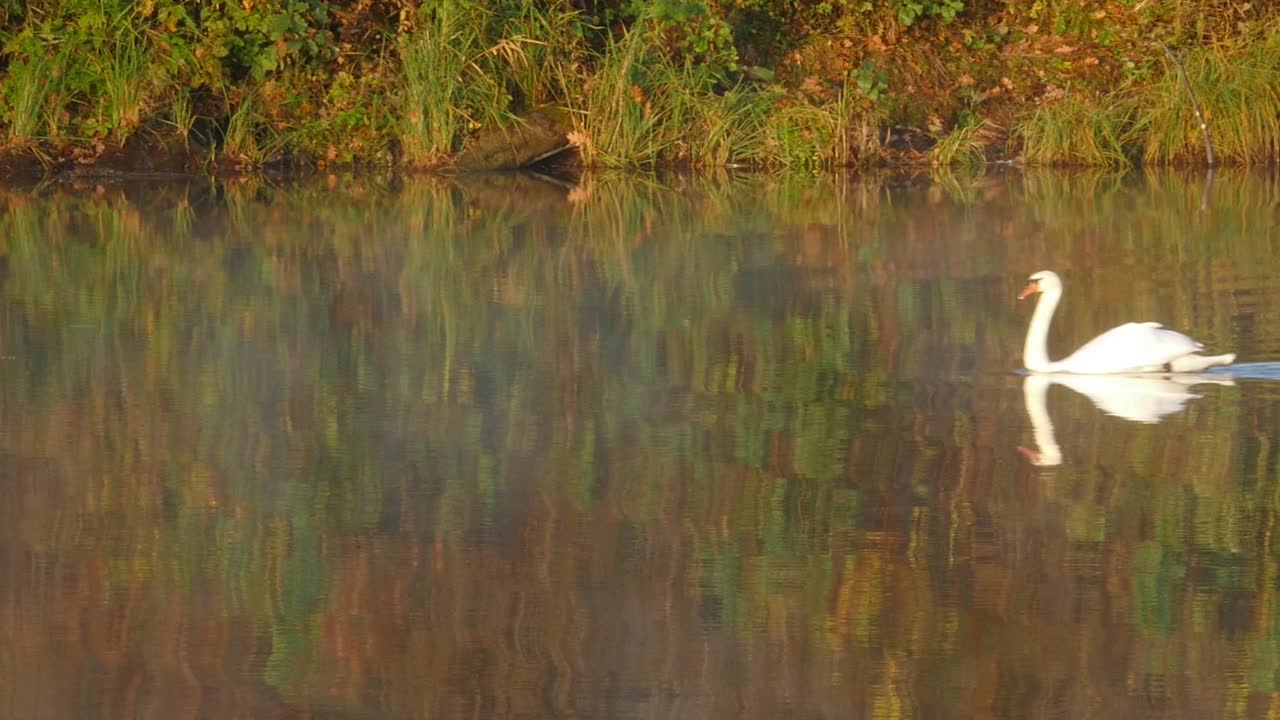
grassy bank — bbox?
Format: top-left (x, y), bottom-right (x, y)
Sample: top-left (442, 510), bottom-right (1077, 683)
top-left (1, 0), bottom-right (1278, 176)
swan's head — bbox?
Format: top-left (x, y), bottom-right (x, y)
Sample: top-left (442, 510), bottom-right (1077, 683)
top-left (1018, 270), bottom-right (1062, 300)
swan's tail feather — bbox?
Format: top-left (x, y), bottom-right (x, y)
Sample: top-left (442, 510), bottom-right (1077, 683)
top-left (1169, 353), bottom-right (1236, 373)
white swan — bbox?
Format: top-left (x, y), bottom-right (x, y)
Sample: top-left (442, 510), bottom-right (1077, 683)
top-left (1020, 373), bottom-right (1235, 466)
top-left (1019, 270), bottom-right (1235, 374)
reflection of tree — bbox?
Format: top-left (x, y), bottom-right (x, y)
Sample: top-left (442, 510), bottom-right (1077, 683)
top-left (0, 170), bottom-right (1278, 718)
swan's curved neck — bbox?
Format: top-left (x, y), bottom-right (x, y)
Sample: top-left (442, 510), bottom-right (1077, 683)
top-left (1024, 287), bottom-right (1062, 372)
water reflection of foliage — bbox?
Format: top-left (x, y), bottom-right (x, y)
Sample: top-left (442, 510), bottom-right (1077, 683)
top-left (0, 170), bottom-right (1279, 718)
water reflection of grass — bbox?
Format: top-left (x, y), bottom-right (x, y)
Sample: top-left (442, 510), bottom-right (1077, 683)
top-left (0, 171), bottom-right (1279, 717)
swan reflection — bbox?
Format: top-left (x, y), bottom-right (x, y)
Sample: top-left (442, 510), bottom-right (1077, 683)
top-left (1020, 373), bottom-right (1234, 466)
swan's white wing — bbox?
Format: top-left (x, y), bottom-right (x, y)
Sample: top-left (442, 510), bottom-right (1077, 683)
top-left (1057, 322), bottom-right (1203, 374)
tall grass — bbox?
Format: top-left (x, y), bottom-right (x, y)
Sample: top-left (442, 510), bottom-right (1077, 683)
top-left (1014, 93), bottom-right (1133, 167)
top-left (219, 92), bottom-right (283, 167)
top-left (1015, 36), bottom-right (1280, 167)
top-left (399, 3), bottom-right (501, 166)
top-left (398, 0), bottom-right (581, 168)
top-left (752, 83), bottom-right (882, 170)
top-left (1135, 38), bottom-right (1280, 165)
top-left (827, 80), bottom-right (884, 169)
top-left (96, 31), bottom-right (152, 142)
top-left (574, 22), bottom-right (658, 168)
top-left (1, 46), bottom-right (69, 145)
top-left (577, 22), bottom-right (883, 170)
top-left (573, 13), bottom-right (772, 169)
top-left (4, 15), bottom-right (157, 149)
top-left (755, 102), bottom-right (834, 170)
top-left (930, 119), bottom-right (990, 168)
top-left (578, 48), bottom-right (769, 169)
top-left (494, 0), bottom-right (582, 108)
top-left (168, 88), bottom-right (195, 147)
top-left (3, 0), bottom-right (1273, 171)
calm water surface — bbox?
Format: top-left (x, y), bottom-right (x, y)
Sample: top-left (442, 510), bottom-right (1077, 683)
top-left (3, 170), bottom-right (1280, 719)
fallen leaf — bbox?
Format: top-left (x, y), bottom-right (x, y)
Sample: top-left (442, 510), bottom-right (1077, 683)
top-left (1040, 85), bottom-right (1066, 103)
top-left (800, 75), bottom-right (823, 94)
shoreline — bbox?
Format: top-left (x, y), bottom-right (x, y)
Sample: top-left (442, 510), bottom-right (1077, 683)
top-left (2, 1), bottom-right (1277, 182)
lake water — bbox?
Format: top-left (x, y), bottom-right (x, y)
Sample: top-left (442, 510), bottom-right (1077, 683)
top-left (2, 169), bottom-right (1280, 719)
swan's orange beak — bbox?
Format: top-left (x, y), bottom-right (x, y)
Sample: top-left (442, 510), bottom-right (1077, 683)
top-left (1017, 282), bottom-right (1038, 300)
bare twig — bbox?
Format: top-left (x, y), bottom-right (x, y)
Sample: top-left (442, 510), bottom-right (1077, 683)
top-left (1158, 40), bottom-right (1215, 167)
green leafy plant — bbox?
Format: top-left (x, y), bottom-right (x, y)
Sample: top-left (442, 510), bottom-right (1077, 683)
top-left (854, 61), bottom-right (888, 103)
top-left (894, 0), bottom-right (964, 27)
top-left (642, 0), bottom-right (741, 72)
top-left (190, 0), bottom-right (337, 81)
